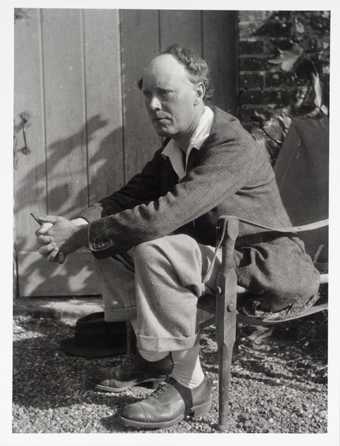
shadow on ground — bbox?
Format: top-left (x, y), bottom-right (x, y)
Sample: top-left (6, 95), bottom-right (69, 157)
top-left (12, 309), bottom-right (328, 433)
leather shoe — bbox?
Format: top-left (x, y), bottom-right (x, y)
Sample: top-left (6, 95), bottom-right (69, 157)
top-left (118, 376), bottom-right (212, 429)
top-left (94, 353), bottom-right (173, 393)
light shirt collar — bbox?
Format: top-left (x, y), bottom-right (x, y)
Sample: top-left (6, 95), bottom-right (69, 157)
top-left (161, 106), bottom-right (214, 179)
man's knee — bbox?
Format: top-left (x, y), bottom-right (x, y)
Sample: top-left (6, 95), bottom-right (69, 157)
top-left (134, 235), bottom-right (176, 262)
top-left (133, 238), bottom-right (163, 264)
top-left (133, 234), bottom-right (198, 265)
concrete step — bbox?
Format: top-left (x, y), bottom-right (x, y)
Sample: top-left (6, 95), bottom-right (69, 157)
top-left (13, 296), bottom-right (103, 326)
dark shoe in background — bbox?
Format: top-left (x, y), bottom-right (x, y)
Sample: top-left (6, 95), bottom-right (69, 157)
top-left (94, 352), bottom-right (173, 393)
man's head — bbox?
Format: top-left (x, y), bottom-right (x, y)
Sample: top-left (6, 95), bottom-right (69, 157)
top-left (139, 45), bottom-right (212, 143)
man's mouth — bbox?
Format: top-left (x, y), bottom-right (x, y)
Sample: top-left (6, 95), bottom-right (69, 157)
top-left (153, 116), bottom-right (171, 122)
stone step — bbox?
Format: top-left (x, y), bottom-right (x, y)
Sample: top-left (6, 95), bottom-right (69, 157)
top-left (13, 296), bottom-right (103, 326)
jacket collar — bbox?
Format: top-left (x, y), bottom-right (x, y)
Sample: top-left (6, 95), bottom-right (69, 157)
top-left (202, 105), bottom-right (239, 148)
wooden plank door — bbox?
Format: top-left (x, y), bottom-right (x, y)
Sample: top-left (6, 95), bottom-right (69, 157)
top-left (14, 9), bottom-right (51, 296)
top-left (159, 10), bottom-right (202, 53)
top-left (84, 10), bottom-right (124, 200)
top-left (14, 9), bottom-right (238, 297)
top-left (14, 9), bottom-right (124, 297)
top-left (119, 9), bottom-right (161, 181)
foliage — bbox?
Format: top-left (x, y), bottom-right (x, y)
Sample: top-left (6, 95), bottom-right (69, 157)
top-left (246, 11), bottom-right (330, 163)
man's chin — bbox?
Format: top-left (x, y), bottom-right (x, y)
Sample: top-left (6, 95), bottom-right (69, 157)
top-left (156, 131), bottom-right (171, 138)
top-left (153, 126), bottom-right (175, 138)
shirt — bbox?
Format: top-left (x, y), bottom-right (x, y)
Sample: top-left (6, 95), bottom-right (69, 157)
top-left (161, 106), bottom-right (214, 179)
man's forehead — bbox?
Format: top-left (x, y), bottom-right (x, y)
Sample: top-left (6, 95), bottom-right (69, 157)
top-left (142, 54), bottom-right (190, 88)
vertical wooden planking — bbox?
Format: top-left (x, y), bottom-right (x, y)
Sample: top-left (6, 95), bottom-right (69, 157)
top-left (159, 10), bottom-right (202, 53)
top-left (119, 9), bottom-right (161, 182)
top-left (14, 8), bottom-right (47, 253)
top-left (203, 11), bottom-right (238, 113)
top-left (84, 9), bottom-right (124, 202)
top-left (17, 9), bottom-right (101, 297)
top-left (15, 9), bottom-right (239, 297)
top-left (42, 9), bottom-right (88, 217)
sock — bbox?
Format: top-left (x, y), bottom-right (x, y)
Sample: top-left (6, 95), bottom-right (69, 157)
top-left (171, 342), bottom-right (205, 389)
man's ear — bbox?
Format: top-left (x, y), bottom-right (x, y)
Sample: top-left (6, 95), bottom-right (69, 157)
top-left (194, 82), bottom-right (205, 104)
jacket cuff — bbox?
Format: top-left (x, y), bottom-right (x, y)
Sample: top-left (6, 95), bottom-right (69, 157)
top-left (88, 218), bottom-right (118, 258)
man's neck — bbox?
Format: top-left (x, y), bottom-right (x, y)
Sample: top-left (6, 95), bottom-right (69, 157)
top-left (173, 105), bottom-right (205, 152)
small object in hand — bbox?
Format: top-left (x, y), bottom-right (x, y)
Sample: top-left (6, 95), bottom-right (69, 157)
top-left (30, 212), bottom-right (43, 225)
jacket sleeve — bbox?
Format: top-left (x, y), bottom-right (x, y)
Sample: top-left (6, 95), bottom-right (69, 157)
top-left (88, 128), bottom-right (258, 257)
top-left (78, 148), bottom-right (163, 223)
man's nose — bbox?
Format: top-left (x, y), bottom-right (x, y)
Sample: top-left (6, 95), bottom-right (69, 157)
top-left (148, 95), bottom-right (161, 111)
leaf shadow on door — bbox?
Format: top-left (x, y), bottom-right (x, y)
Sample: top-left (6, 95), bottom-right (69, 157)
top-left (14, 114), bottom-right (124, 298)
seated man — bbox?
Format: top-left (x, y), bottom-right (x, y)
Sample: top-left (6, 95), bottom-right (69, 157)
top-left (36, 44), bottom-right (319, 430)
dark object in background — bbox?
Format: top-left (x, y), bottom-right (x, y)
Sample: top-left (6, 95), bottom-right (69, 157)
top-left (275, 116), bottom-right (329, 269)
top-left (60, 312), bottom-right (127, 358)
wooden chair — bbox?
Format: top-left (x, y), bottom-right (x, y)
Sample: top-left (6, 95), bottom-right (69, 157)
top-left (199, 215), bottom-right (328, 431)
top-left (199, 116), bottom-right (329, 430)
top-left (123, 213), bottom-right (328, 430)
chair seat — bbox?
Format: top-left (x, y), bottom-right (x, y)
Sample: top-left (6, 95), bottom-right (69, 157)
top-left (197, 273), bottom-right (328, 328)
top-left (238, 302), bottom-right (328, 325)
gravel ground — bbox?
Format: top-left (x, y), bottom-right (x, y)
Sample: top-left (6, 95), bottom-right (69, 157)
top-left (12, 310), bottom-right (328, 434)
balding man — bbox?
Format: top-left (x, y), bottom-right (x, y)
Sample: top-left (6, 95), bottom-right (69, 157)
top-left (36, 44), bottom-right (319, 430)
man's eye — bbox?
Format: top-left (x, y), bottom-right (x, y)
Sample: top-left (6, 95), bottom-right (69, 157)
top-left (142, 89), bottom-right (174, 101)
top-left (143, 90), bottom-right (152, 99)
top-left (158, 89), bottom-right (174, 98)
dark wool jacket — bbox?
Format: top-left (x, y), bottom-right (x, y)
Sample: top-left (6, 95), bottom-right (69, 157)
top-left (80, 107), bottom-right (292, 253)
top-left (79, 107), bottom-right (319, 306)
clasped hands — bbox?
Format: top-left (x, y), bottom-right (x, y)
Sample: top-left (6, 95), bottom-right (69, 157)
top-left (35, 215), bottom-right (88, 263)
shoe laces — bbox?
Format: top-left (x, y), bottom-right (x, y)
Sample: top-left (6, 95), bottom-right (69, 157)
top-left (150, 380), bottom-right (170, 398)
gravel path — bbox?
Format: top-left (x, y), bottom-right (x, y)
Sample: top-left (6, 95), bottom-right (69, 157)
top-left (12, 311), bottom-right (327, 433)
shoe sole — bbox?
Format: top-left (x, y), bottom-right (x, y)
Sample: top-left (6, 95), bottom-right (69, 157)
top-left (95, 376), bottom-right (165, 393)
top-left (118, 401), bottom-right (211, 430)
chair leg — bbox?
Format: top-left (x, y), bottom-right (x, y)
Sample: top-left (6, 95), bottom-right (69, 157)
top-left (216, 284), bottom-right (237, 431)
top-left (216, 216), bottom-right (239, 431)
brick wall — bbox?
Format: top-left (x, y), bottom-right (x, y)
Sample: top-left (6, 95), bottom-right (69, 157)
top-left (237, 10), bottom-right (330, 159)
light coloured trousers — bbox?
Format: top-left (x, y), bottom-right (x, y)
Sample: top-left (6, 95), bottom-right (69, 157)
top-left (95, 234), bottom-right (221, 352)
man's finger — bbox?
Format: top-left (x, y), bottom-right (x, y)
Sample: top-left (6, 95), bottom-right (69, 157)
top-left (47, 251), bottom-right (66, 264)
top-left (38, 243), bottom-right (57, 256)
top-left (36, 222), bottom-right (54, 236)
top-left (47, 247), bottom-right (60, 262)
top-left (37, 234), bottom-right (53, 244)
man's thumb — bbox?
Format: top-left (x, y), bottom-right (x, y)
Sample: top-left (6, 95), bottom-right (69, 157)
top-left (37, 215), bottom-right (59, 224)
top-left (35, 215), bottom-right (59, 235)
